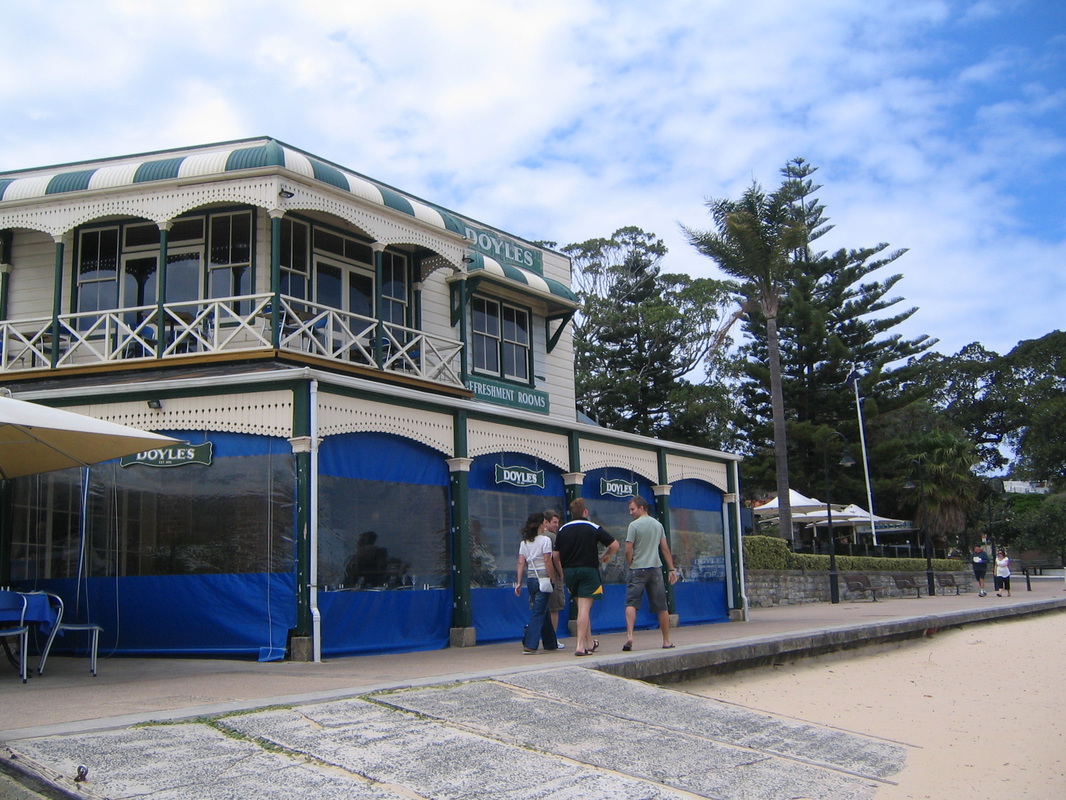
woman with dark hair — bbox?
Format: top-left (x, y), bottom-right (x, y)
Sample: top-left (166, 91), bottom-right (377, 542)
top-left (514, 511), bottom-right (559, 654)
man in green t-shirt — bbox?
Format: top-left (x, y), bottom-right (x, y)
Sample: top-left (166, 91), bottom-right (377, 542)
top-left (623, 495), bottom-right (678, 651)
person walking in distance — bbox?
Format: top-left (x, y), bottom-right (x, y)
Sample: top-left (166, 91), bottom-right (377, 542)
top-left (622, 495), bottom-right (679, 651)
top-left (972, 544), bottom-right (989, 597)
top-left (553, 497), bottom-right (618, 656)
top-left (514, 512), bottom-right (559, 653)
top-left (995, 549), bottom-right (1011, 597)
top-left (542, 509), bottom-right (566, 648)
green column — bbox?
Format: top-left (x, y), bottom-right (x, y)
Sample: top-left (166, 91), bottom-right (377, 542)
top-left (563, 431), bottom-right (583, 513)
top-left (373, 246), bottom-right (385, 367)
top-left (269, 212), bottom-right (283, 348)
top-left (155, 224), bottom-right (170, 359)
top-left (292, 382), bottom-right (312, 637)
top-left (0, 229), bottom-right (13, 321)
top-left (653, 483), bottom-right (676, 615)
top-left (726, 461), bottom-right (745, 612)
top-left (447, 409), bottom-right (474, 646)
top-left (50, 237), bottom-right (65, 368)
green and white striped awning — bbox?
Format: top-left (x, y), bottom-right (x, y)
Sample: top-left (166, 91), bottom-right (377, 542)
top-left (466, 253), bottom-right (578, 310)
top-left (0, 137), bottom-right (478, 241)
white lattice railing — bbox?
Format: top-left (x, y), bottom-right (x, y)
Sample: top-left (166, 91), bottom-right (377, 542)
top-left (0, 293), bottom-right (465, 388)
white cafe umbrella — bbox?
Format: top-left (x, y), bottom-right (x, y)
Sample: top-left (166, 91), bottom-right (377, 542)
top-left (789, 507), bottom-right (862, 526)
top-left (752, 488), bottom-right (826, 515)
top-left (0, 395), bottom-right (180, 479)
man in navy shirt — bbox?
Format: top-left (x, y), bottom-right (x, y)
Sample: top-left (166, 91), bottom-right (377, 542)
top-left (553, 497), bottom-right (618, 656)
top-left (972, 544), bottom-right (989, 597)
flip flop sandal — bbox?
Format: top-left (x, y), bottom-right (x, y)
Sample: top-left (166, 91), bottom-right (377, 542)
top-left (622, 643), bottom-right (633, 651)
top-left (574, 650), bottom-right (591, 656)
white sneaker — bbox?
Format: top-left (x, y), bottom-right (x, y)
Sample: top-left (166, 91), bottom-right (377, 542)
top-left (557, 643), bottom-right (566, 649)
top-left (978, 591), bottom-right (986, 596)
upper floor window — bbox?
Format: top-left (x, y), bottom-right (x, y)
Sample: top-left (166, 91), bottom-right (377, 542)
top-left (279, 218), bottom-right (310, 300)
top-left (76, 212), bottom-right (250, 316)
top-left (208, 212), bottom-right (253, 306)
top-left (472, 296), bottom-right (530, 381)
top-left (381, 251), bottom-right (408, 327)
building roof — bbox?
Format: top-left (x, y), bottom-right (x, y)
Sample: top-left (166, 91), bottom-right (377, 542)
top-left (0, 136), bottom-right (577, 306)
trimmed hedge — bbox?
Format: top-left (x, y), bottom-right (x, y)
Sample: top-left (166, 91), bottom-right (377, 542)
top-left (743, 535), bottom-right (960, 573)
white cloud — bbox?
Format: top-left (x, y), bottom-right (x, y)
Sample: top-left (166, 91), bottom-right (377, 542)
top-left (0, 0), bottom-right (1061, 357)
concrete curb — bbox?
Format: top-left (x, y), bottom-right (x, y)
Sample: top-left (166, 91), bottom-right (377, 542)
top-left (596, 597), bottom-right (1066, 683)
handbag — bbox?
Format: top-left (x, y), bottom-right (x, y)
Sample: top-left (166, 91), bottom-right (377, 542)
top-left (530, 561), bottom-right (553, 593)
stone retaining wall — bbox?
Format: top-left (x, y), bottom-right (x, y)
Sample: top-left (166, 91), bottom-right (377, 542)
top-left (744, 569), bottom-right (974, 607)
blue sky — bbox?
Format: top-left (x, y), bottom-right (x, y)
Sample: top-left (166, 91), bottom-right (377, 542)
top-left (1, 0), bottom-right (1063, 358)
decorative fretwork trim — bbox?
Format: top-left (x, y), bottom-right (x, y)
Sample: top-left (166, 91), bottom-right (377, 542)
top-left (318, 393), bottom-right (453, 455)
top-left (665, 454), bottom-right (729, 492)
top-left (62, 390), bottom-right (294, 438)
top-left (0, 177), bottom-right (465, 268)
top-left (578, 440), bottom-right (659, 483)
top-left (467, 419), bottom-right (570, 470)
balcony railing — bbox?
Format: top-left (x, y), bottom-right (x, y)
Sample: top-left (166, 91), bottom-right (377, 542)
top-left (0, 293), bottom-right (465, 388)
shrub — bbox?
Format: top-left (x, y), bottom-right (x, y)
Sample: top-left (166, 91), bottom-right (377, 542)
top-left (743, 535), bottom-right (961, 572)
top-left (742, 535), bottom-right (792, 570)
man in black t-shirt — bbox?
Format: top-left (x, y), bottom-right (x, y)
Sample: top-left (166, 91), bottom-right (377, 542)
top-left (553, 497), bottom-right (618, 656)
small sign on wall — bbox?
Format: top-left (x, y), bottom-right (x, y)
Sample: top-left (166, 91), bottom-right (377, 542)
top-left (600, 477), bottom-right (638, 498)
top-left (120, 441), bottom-right (213, 468)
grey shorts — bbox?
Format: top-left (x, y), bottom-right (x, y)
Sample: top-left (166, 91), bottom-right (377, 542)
top-left (625, 567), bottom-right (668, 614)
top-left (549, 580), bottom-right (566, 612)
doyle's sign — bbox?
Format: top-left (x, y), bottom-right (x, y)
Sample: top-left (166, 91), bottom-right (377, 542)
top-left (121, 441), bottom-right (213, 468)
top-left (600, 477), bottom-right (638, 498)
top-left (467, 376), bottom-right (549, 415)
top-left (495, 464), bottom-right (545, 489)
top-left (464, 224), bottom-right (543, 274)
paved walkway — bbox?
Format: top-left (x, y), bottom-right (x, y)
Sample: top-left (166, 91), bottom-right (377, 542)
top-left (2, 577), bottom-right (1064, 799)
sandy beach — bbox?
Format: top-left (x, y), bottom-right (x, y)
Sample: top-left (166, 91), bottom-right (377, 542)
top-left (683, 608), bottom-right (1066, 799)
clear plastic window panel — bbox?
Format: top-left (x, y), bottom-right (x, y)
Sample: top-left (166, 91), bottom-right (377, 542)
top-left (317, 477), bottom-right (450, 590)
top-left (9, 455), bottom-right (296, 580)
top-left (468, 489), bottom-right (565, 587)
top-left (668, 506), bottom-right (726, 581)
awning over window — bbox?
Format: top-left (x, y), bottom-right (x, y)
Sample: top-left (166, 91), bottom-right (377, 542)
top-left (466, 253), bottom-right (579, 311)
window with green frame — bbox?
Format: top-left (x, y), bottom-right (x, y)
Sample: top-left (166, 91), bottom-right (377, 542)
top-left (472, 296), bottom-right (531, 381)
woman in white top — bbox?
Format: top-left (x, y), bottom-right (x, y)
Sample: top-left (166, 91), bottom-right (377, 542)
top-left (995, 549), bottom-right (1011, 597)
top-left (515, 511), bottom-right (559, 653)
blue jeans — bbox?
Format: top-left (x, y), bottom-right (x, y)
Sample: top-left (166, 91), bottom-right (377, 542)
top-left (523, 578), bottom-right (558, 651)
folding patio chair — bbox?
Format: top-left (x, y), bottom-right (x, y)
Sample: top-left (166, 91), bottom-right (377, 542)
top-left (37, 593), bottom-right (103, 677)
top-left (0, 590), bottom-right (29, 683)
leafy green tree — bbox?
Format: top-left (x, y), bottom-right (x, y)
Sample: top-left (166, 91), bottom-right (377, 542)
top-left (918, 331), bottom-right (1066, 479)
top-left (1006, 332), bottom-right (1066, 481)
top-left (682, 162), bottom-right (810, 538)
top-left (564, 227), bottom-right (736, 443)
top-left (1013, 493), bottom-right (1066, 567)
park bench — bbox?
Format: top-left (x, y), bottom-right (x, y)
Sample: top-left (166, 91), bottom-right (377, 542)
top-left (936, 573), bottom-right (962, 595)
top-left (892, 574), bottom-right (922, 598)
top-left (843, 573), bottom-right (887, 602)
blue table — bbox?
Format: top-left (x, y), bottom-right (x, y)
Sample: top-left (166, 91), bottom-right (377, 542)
top-left (1, 592), bottom-right (59, 676)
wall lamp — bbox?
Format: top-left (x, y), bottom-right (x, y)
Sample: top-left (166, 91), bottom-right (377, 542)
top-left (461, 255), bottom-right (476, 264)
top-left (146, 399), bottom-right (163, 410)
top-left (278, 188), bottom-right (295, 199)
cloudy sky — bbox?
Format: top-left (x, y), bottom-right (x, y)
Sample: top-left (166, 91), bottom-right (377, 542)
top-left (2, 0), bottom-right (1062, 358)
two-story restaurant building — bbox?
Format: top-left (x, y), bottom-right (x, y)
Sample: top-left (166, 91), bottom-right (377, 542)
top-left (0, 137), bottom-right (745, 660)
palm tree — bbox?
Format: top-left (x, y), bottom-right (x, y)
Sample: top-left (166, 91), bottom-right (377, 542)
top-left (683, 164), bottom-right (809, 540)
top-left (905, 430), bottom-right (979, 550)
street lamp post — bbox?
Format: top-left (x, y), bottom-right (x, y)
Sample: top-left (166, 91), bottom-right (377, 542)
top-left (905, 461), bottom-right (936, 597)
top-left (823, 431), bottom-right (856, 604)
